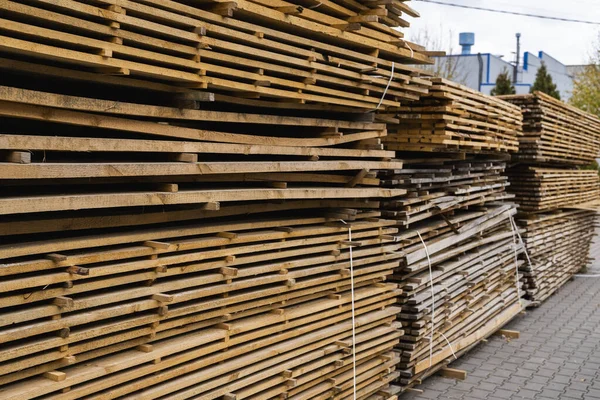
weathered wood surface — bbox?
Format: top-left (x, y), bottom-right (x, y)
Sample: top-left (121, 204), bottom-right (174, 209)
top-left (501, 91), bottom-right (600, 165)
top-left (517, 210), bottom-right (596, 304)
top-left (381, 78), bottom-right (523, 154)
top-left (507, 166), bottom-right (600, 212)
top-left (391, 205), bottom-right (524, 388)
top-left (379, 157), bottom-right (514, 228)
top-left (0, 0), bottom-right (433, 109)
top-left (0, 211), bottom-right (403, 399)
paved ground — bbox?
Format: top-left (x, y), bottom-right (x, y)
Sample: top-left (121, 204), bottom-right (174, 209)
top-left (401, 230), bottom-right (600, 400)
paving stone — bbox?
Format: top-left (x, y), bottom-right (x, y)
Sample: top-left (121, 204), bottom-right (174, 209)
top-left (491, 388), bottom-right (516, 399)
top-left (528, 375), bottom-right (550, 385)
top-left (484, 376), bottom-right (506, 385)
top-left (566, 381), bottom-right (590, 391)
top-left (586, 388), bottom-right (600, 399)
top-left (469, 388), bottom-right (493, 398)
top-left (514, 388), bottom-right (538, 398)
top-left (562, 389), bottom-right (586, 399)
top-left (545, 382), bottom-right (567, 392)
top-left (477, 382), bottom-right (499, 391)
top-left (522, 382), bottom-right (544, 392)
top-left (538, 389), bottom-right (564, 398)
top-left (417, 389), bottom-right (444, 399)
top-left (507, 376), bottom-right (528, 386)
top-left (553, 375), bottom-right (572, 384)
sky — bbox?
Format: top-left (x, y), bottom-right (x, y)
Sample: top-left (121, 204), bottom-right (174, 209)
top-left (407, 0), bottom-right (600, 65)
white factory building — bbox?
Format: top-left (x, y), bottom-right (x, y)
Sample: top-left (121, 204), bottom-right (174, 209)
top-left (431, 33), bottom-right (578, 101)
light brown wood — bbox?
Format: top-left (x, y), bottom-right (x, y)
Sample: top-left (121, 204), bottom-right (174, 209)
top-left (495, 329), bottom-right (520, 339)
top-left (439, 368), bottom-right (467, 380)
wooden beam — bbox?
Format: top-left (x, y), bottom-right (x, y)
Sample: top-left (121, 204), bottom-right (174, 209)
top-left (440, 367), bottom-right (467, 380)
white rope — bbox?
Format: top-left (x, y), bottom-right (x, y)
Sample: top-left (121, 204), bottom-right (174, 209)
top-left (415, 231), bottom-right (458, 363)
top-left (375, 61), bottom-right (394, 110)
top-left (439, 332), bottom-right (457, 360)
top-left (405, 41), bottom-right (415, 59)
top-left (509, 215), bottom-right (533, 268)
top-left (416, 230), bottom-right (435, 368)
top-left (340, 220), bottom-right (357, 400)
top-left (507, 217), bottom-right (523, 303)
top-left (308, 1), bottom-right (322, 8)
top-left (574, 274), bottom-right (600, 277)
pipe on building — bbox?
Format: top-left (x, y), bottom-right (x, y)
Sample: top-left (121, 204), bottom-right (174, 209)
top-left (477, 53), bottom-right (484, 92)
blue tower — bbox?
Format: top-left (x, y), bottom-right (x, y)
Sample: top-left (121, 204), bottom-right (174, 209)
top-left (459, 32), bottom-right (475, 55)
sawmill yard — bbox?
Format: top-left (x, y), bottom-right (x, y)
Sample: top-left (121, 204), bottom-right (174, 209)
top-left (0, 0), bottom-right (599, 399)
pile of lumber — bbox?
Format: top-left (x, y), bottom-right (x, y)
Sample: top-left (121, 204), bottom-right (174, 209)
top-left (0, 206), bottom-right (405, 399)
top-left (0, 0), bottom-right (434, 110)
top-left (501, 91), bottom-right (600, 165)
top-left (0, 0), bottom-right (438, 395)
top-left (0, 63), bottom-right (411, 399)
top-left (368, 77), bottom-right (526, 391)
top-left (507, 167), bottom-right (600, 212)
top-left (379, 156), bottom-right (514, 227)
top-left (517, 210), bottom-right (597, 305)
top-left (503, 94), bottom-right (600, 304)
top-left (392, 204), bottom-right (524, 388)
top-left (0, 84), bottom-right (408, 216)
top-left (380, 78), bottom-right (523, 153)
top-left (376, 152), bottom-right (524, 390)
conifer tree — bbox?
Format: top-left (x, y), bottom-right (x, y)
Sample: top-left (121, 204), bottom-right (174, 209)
top-left (490, 69), bottom-right (516, 96)
top-left (530, 62), bottom-right (561, 100)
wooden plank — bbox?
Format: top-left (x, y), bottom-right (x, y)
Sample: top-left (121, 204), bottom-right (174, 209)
top-left (439, 368), bottom-right (467, 380)
top-left (0, 188), bottom-right (406, 215)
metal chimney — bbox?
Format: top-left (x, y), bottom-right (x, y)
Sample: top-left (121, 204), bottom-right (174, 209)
top-left (459, 32), bottom-right (475, 55)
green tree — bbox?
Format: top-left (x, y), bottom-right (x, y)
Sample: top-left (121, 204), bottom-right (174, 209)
top-left (490, 68), bottom-right (516, 96)
top-left (569, 51), bottom-right (600, 117)
top-left (530, 62), bottom-right (561, 100)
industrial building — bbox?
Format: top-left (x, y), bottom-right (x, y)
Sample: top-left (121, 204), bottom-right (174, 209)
top-left (432, 33), bottom-right (577, 100)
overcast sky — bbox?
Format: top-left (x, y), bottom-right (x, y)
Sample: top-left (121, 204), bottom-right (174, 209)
top-left (408, 0), bottom-right (600, 65)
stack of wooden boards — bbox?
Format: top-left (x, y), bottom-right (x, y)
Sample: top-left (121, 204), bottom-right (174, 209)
top-left (378, 155), bottom-right (525, 390)
top-left (0, 84), bottom-right (408, 215)
top-left (371, 85), bottom-right (526, 390)
top-left (501, 91), bottom-right (600, 165)
top-left (0, 0), bottom-right (440, 398)
top-left (393, 204), bottom-right (523, 387)
top-left (0, 0), bottom-right (434, 110)
top-left (0, 208), bottom-right (405, 399)
top-left (506, 167), bottom-right (600, 212)
top-left (379, 157), bottom-right (514, 227)
top-left (503, 94), bottom-right (600, 304)
top-left (516, 210), bottom-right (597, 305)
top-left (380, 78), bottom-right (523, 153)
top-left (0, 79), bottom-right (413, 398)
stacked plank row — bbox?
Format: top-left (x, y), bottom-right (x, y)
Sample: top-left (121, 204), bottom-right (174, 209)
top-left (506, 167), bottom-right (600, 212)
top-left (376, 83), bottom-right (526, 390)
top-left (393, 204), bottom-right (523, 387)
top-left (380, 78), bottom-right (523, 153)
top-left (0, 84), bottom-right (406, 215)
top-left (517, 210), bottom-right (597, 305)
top-left (503, 93), bottom-right (600, 305)
top-left (0, 208), bottom-right (403, 399)
top-left (0, 0), bottom-right (433, 110)
top-left (379, 157), bottom-right (513, 227)
top-left (500, 91), bottom-right (600, 165)
top-left (0, 90), bottom-right (404, 399)
top-left (0, 0), bottom-right (437, 397)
